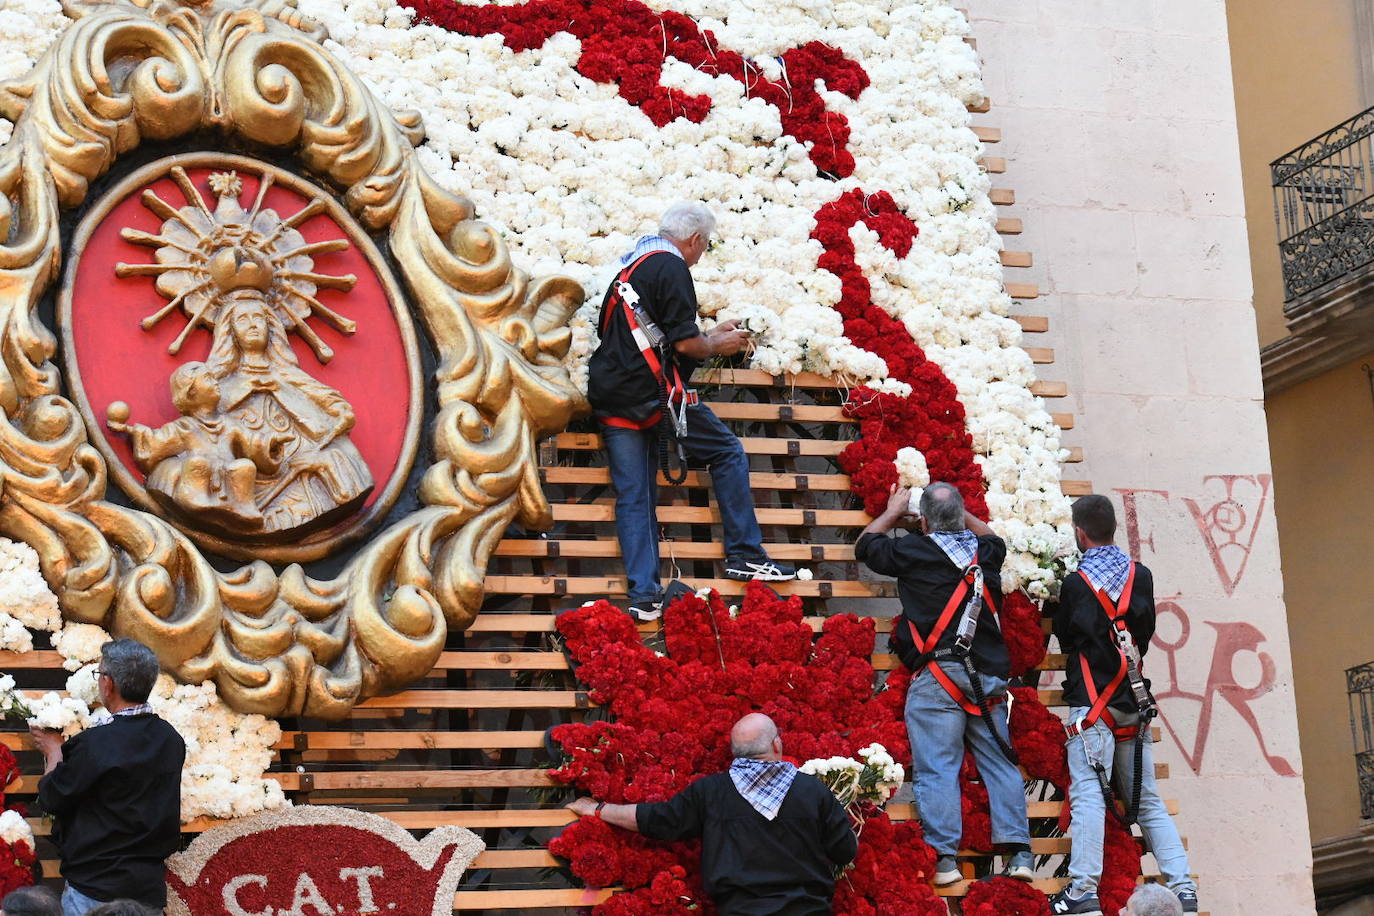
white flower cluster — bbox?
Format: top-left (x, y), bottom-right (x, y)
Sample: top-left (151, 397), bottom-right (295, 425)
top-left (0, 808), bottom-right (32, 849)
top-left (52, 623), bottom-right (110, 672)
top-left (856, 742), bottom-right (905, 799)
top-left (801, 742), bottom-right (904, 807)
top-left (895, 447), bottom-right (930, 514)
top-left (0, 540), bottom-right (61, 652)
top-left (151, 677), bottom-right (288, 822)
top-left (285, 0), bottom-right (1073, 592)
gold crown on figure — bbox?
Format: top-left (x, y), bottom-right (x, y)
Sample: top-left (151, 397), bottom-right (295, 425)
top-left (116, 165), bottom-right (358, 361)
top-left (209, 247), bottom-right (275, 294)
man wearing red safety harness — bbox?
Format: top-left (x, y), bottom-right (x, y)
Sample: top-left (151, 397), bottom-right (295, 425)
top-left (587, 203), bottom-right (796, 622)
top-left (855, 481), bottom-right (1032, 887)
top-left (1048, 495), bottom-right (1198, 916)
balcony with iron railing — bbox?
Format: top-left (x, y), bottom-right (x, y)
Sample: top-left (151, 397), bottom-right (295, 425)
top-left (1263, 108), bottom-right (1374, 391)
top-left (1272, 106), bottom-right (1374, 307)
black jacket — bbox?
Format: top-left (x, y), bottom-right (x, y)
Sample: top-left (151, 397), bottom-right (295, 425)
top-left (587, 251), bottom-right (703, 421)
top-left (38, 713), bottom-right (186, 906)
top-left (856, 531), bottom-right (1010, 679)
top-left (1054, 564), bottom-right (1156, 716)
top-left (636, 771), bottom-right (857, 915)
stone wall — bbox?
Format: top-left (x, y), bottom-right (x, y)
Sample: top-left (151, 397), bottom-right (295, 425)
top-left (965, 2), bottom-right (1316, 912)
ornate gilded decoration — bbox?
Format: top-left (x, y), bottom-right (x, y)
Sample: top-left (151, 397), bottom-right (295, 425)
top-left (0, 0), bottom-right (587, 717)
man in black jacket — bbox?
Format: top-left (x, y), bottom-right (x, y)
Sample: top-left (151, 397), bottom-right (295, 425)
top-left (854, 481), bottom-right (1032, 886)
top-left (32, 638), bottom-right (185, 916)
top-left (565, 713), bottom-right (857, 915)
top-left (1048, 495), bottom-right (1198, 916)
top-left (588, 202), bottom-right (795, 622)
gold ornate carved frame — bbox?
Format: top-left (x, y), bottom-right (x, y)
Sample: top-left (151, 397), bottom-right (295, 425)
top-left (0, 0), bottom-right (586, 717)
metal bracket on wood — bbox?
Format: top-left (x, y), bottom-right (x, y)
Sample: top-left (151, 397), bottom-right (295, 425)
top-left (787, 441), bottom-right (800, 457)
top-left (298, 772), bottom-right (314, 792)
top-left (547, 541), bottom-right (560, 558)
top-left (575, 692), bottom-right (591, 709)
top-left (553, 578), bottom-right (567, 595)
top-left (803, 509), bottom-right (817, 526)
top-left (778, 406), bottom-right (794, 421)
top-left (811, 545), bottom-right (824, 562)
top-left (819, 582), bottom-right (833, 599)
top-left (795, 475), bottom-right (809, 491)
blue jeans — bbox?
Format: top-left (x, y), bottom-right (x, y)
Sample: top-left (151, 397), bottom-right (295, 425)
top-left (601, 403), bottom-right (765, 603)
top-left (62, 884), bottom-right (156, 915)
top-left (62, 885), bottom-right (104, 916)
top-left (1064, 706), bottom-right (1196, 895)
top-left (904, 662), bottom-right (1030, 854)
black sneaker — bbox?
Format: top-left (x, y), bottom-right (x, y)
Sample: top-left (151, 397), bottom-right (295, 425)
top-left (1177, 889), bottom-right (1199, 913)
top-left (627, 602), bottom-right (661, 623)
top-left (1048, 887), bottom-right (1102, 916)
top-left (724, 558), bottom-right (797, 581)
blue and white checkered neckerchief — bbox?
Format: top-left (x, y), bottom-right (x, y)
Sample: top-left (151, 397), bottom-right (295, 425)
top-left (618, 235), bottom-right (683, 266)
top-left (930, 530), bottom-right (977, 568)
top-left (728, 757), bottom-right (797, 821)
top-left (95, 703), bottom-right (154, 726)
top-left (1078, 545), bottom-right (1132, 601)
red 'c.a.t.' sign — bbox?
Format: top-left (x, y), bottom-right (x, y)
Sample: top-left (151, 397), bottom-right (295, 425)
top-left (165, 806), bottom-right (484, 916)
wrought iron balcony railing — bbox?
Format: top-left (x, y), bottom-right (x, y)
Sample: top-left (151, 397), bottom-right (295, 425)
top-left (1272, 107), bottom-right (1374, 303)
top-left (1347, 660), bottom-right (1374, 819)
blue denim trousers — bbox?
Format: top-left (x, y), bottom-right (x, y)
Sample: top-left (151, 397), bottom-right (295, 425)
top-left (904, 662), bottom-right (1030, 855)
top-left (601, 403), bottom-right (765, 603)
top-left (1064, 706), bottom-right (1196, 895)
top-left (61, 885), bottom-right (105, 916)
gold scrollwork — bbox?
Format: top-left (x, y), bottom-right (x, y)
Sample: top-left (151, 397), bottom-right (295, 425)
top-left (0, 0), bottom-right (587, 718)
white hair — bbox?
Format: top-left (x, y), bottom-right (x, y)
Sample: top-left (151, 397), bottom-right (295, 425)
top-left (659, 201), bottom-right (716, 243)
top-left (1126, 884), bottom-right (1183, 916)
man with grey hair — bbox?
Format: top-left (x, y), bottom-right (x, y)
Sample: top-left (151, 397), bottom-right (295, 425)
top-left (1123, 883), bottom-right (1184, 916)
top-left (566, 712), bottom-right (856, 914)
top-left (31, 638), bottom-right (185, 916)
top-left (855, 482), bottom-right (1033, 886)
top-left (588, 202), bottom-right (795, 622)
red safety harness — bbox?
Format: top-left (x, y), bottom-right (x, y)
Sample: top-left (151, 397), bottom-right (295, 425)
top-left (905, 552), bottom-right (1004, 717)
top-left (1063, 563), bottom-right (1139, 742)
top-left (598, 253), bottom-right (695, 431)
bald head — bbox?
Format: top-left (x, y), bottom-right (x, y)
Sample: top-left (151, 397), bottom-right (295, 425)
top-left (919, 481), bottom-right (965, 532)
top-left (730, 713), bottom-right (782, 759)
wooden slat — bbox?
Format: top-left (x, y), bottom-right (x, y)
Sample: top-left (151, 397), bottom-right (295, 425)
top-left (483, 574), bottom-right (895, 599)
top-left (972, 125), bottom-right (1000, 143)
top-left (1001, 250), bottom-right (1033, 268)
top-left (346, 687), bottom-right (1068, 711)
top-left (1014, 314), bottom-right (1048, 332)
top-left (996, 217), bottom-right (1023, 235)
top-left (1025, 346), bottom-right (1053, 363)
top-left (989, 188), bottom-right (1015, 205)
top-left (1007, 282), bottom-right (1039, 299)
top-left (553, 433), bottom-right (846, 456)
top-left (982, 156), bottom-right (1006, 173)
top-left (496, 538), bottom-right (860, 560)
top-left (551, 504), bottom-right (871, 526)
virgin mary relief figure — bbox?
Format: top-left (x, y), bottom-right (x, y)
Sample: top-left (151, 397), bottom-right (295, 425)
top-left (106, 169), bottom-right (374, 540)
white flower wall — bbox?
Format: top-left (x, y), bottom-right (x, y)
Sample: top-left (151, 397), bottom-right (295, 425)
top-left (0, 0), bottom-right (1079, 817)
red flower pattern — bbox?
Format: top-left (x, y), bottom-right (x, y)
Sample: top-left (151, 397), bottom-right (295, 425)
top-left (401, 0), bottom-right (868, 176)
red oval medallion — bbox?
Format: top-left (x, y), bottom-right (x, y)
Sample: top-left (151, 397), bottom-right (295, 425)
top-left (61, 155), bottom-right (423, 563)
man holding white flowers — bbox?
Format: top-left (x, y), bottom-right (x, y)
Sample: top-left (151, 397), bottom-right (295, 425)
top-left (565, 713), bottom-right (856, 914)
top-left (588, 202), bottom-right (795, 622)
top-left (32, 639), bottom-right (184, 916)
top-left (855, 481), bottom-right (1033, 886)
